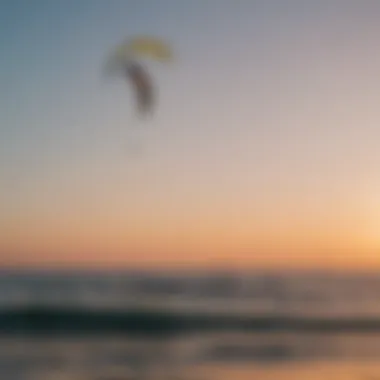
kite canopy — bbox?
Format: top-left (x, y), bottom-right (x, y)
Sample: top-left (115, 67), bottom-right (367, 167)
top-left (104, 36), bottom-right (173, 118)
top-left (122, 36), bottom-right (173, 61)
top-left (106, 36), bottom-right (173, 74)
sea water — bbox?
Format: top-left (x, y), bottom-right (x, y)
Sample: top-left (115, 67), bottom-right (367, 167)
top-left (1, 269), bottom-right (380, 379)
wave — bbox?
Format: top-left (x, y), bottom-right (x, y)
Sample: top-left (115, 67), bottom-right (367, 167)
top-left (1, 305), bottom-right (380, 336)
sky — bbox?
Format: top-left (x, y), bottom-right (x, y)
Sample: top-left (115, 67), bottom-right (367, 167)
top-left (1, 0), bottom-right (380, 270)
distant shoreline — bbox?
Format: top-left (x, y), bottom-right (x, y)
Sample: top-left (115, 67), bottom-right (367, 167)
top-left (1, 306), bottom-right (380, 337)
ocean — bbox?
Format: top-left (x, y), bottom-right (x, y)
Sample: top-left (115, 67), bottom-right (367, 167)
top-left (1, 269), bottom-right (380, 379)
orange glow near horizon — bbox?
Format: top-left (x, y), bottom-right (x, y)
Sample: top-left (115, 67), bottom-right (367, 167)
top-left (1, 190), bottom-right (379, 270)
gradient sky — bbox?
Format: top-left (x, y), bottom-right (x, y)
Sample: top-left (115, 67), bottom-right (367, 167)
top-left (1, 0), bottom-right (380, 269)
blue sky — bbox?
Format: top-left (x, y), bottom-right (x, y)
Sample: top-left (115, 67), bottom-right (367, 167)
top-left (2, 0), bottom-right (380, 267)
